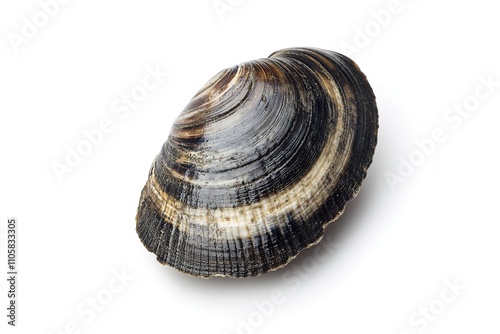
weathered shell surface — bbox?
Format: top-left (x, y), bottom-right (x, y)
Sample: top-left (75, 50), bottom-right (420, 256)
top-left (136, 47), bottom-right (378, 278)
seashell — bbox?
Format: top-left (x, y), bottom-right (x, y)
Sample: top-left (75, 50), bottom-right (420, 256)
top-left (136, 47), bottom-right (378, 278)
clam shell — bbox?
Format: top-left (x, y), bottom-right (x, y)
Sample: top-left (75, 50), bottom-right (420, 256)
top-left (136, 47), bottom-right (378, 277)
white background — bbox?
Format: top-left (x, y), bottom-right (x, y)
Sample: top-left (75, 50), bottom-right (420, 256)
top-left (1, 0), bottom-right (499, 333)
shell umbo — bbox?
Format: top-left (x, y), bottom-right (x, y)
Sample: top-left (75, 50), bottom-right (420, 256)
top-left (136, 47), bottom-right (378, 278)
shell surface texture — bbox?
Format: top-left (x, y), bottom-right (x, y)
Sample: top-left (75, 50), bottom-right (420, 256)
top-left (136, 47), bottom-right (378, 278)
